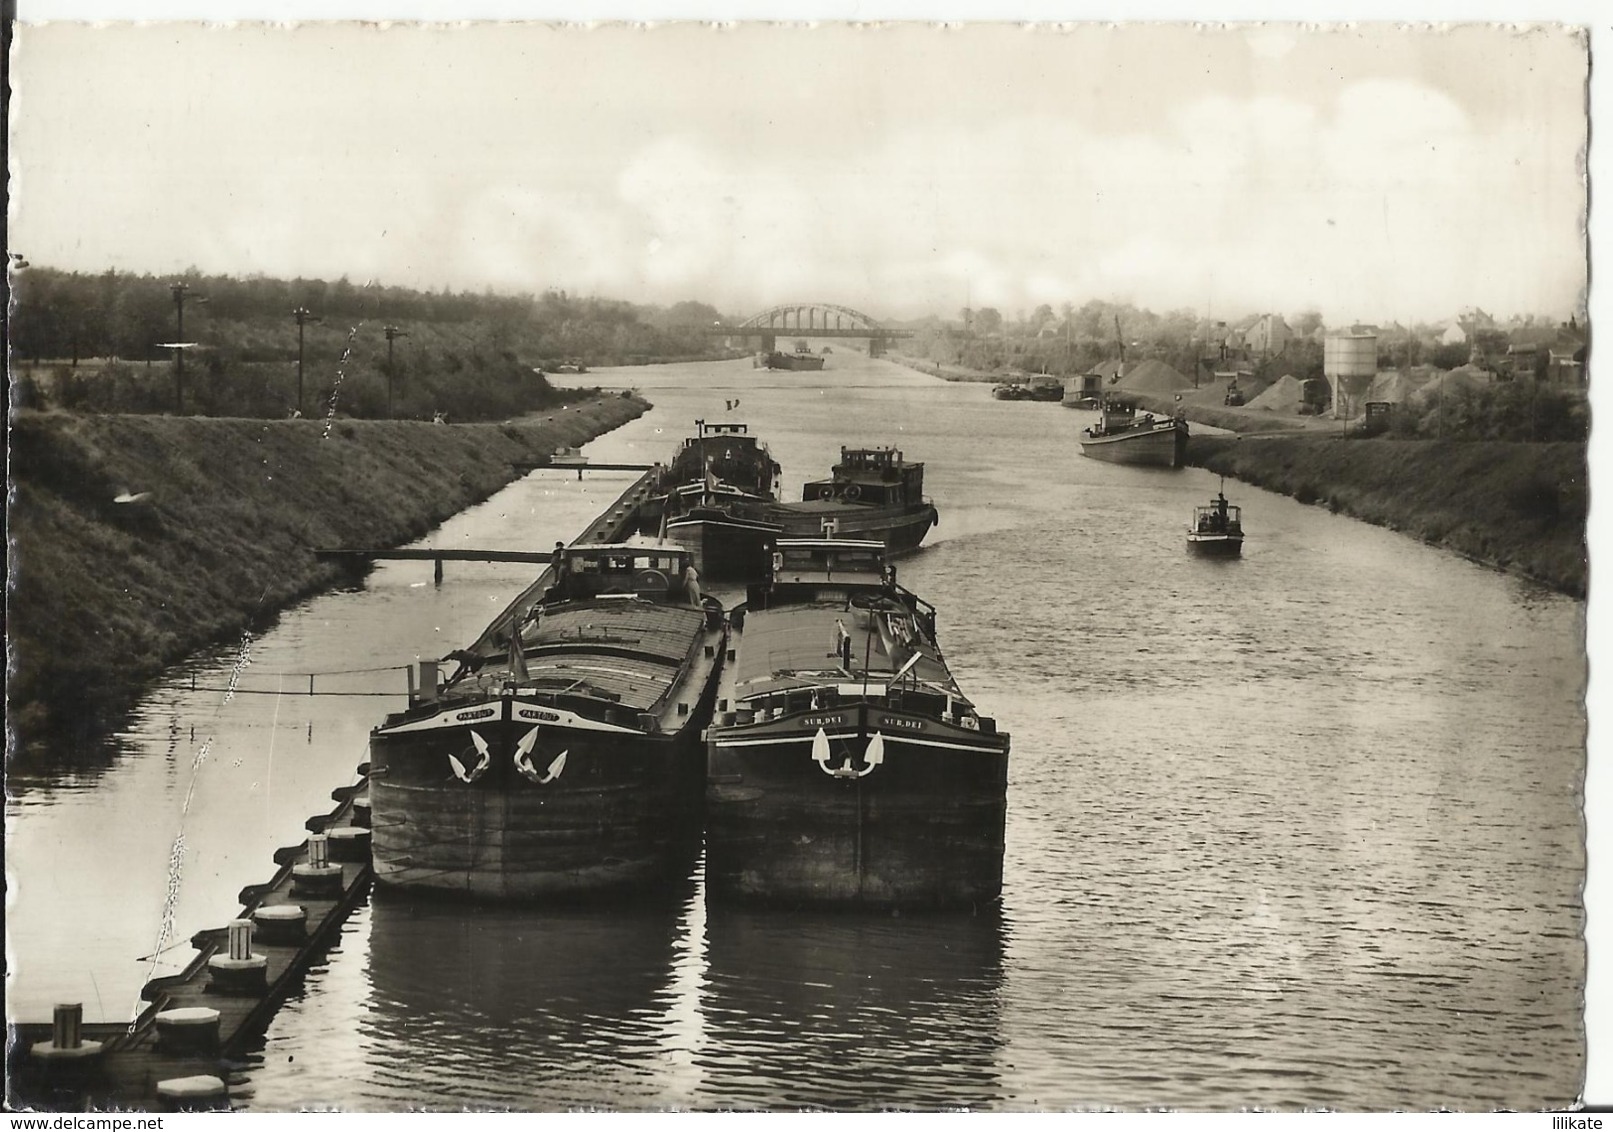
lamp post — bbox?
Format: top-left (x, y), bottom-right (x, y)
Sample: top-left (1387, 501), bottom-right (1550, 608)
top-left (383, 325), bottom-right (408, 418)
top-left (170, 282), bottom-right (206, 413)
top-left (293, 307), bottom-right (322, 416)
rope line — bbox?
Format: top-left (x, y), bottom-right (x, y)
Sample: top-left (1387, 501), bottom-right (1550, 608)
top-left (245, 663), bottom-right (413, 678)
top-left (182, 685), bottom-right (405, 698)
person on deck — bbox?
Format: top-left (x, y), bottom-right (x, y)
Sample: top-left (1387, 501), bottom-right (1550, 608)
top-left (684, 563), bottom-right (702, 606)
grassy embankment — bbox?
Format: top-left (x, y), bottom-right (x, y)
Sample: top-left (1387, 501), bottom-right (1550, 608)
top-left (885, 353), bottom-right (1000, 384)
top-left (891, 358), bottom-right (1585, 593)
top-left (1107, 388), bottom-right (1586, 597)
top-left (1185, 432), bottom-right (1587, 597)
top-left (7, 395), bottom-right (649, 756)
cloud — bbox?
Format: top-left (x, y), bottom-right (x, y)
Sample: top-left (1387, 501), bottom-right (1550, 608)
top-left (275, 72), bottom-right (1588, 325)
top-left (10, 25), bottom-right (1586, 325)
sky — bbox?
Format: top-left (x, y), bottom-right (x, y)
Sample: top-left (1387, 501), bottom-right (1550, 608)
top-left (5, 16), bottom-right (1591, 327)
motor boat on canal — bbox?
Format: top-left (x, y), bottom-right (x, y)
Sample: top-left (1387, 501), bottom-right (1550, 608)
top-left (704, 539), bottom-right (1010, 909)
top-left (1187, 487), bottom-right (1245, 556)
top-left (368, 540), bottom-right (726, 900)
top-left (1079, 393), bottom-right (1189, 468)
top-left (665, 445), bottom-right (940, 584)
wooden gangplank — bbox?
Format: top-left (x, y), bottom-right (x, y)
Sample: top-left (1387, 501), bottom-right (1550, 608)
top-left (514, 460), bottom-right (658, 473)
top-left (514, 460), bottom-right (660, 480)
top-left (314, 466), bottom-right (664, 582)
top-left (317, 547), bottom-right (552, 563)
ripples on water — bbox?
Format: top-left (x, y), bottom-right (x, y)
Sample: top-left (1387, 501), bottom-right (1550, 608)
top-left (6, 357), bottom-right (1587, 1110)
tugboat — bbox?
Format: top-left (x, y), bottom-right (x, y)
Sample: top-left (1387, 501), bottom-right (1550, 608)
top-left (792, 446), bottom-right (939, 552)
top-left (667, 446), bottom-right (939, 583)
top-left (1078, 393), bottom-right (1189, 468)
top-left (705, 539), bottom-right (1010, 909)
top-left (368, 541), bottom-right (726, 900)
top-left (1187, 485), bottom-right (1244, 556)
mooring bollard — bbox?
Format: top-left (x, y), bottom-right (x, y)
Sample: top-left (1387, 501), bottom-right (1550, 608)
top-left (291, 832), bottom-right (343, 897)
top-left (251, 903), bottom-right (309, 945)
top-left (207, 918), bottom-right (267, 995)
top-left (155, 1007), bottom-right (221, 1056)
top-left (155, 1074), bottom-right (229, 1112)
top-left (30, 1002), bottom-right (103, 1067)
top-left (53, 1002), bottom-right (81, 1049)
top-left (326, 824), bottom-right (372, 862)
top-left (416, 660), bottom-right (440, 704)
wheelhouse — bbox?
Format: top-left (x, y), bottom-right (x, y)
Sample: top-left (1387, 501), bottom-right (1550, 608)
top-left (802, 446), bottom-right (927, 507)
top-left (548, 543), bottom-right (699, 603)
top-left (1098, 395), bottom-right (1138, 426)
top-left (665, 420), bottom-right (778, 498)
top-left (1191, 500), bottom-right (1243, 535)
top-left (773, 538), bottom-right (883, 581)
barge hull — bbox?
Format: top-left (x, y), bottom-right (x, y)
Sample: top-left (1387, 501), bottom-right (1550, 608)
top-left (706, 725), bottom-right (1008, 909)
top-left (783, 504), bottom-right (938, 554)
top-left (669, 504), bottom-right (937, 582)
top-left (370, 702), bottom-right (710, 900)
top-left (666, 512), bottom-right (784, 582)
top-left (1187, 534), bottom-right (1244, 556)
top-left (1078, 423), bottom-right (1188, 468)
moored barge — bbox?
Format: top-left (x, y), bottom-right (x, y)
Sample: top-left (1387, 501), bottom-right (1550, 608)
top-left (756, 349), bottom-right (827, 371)
top-left (369, 541), bottom-right (725, 900)
top-left (668, 446), bottom-right (938, 583)
top-left (705, 539), bottom-right (1009, 909)
top-left (1079, 394), bottom-right (1189, 467)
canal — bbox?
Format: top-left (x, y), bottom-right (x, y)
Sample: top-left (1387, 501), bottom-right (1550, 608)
top-left (6, 353), bottom-right (1586, 1110)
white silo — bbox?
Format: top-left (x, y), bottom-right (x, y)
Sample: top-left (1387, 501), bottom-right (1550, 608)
top-left (1324, 333), bottom-right (1378, 419)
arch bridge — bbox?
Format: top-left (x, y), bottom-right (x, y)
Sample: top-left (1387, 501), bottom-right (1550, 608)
top-left (718, 302), bottom-right (913, 356)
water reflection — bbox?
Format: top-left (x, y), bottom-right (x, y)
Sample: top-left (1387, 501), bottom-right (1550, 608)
top-left (360, 883), bottom-right (697, 1110)
top-left (696, 907), bottom-right (1007, 1110)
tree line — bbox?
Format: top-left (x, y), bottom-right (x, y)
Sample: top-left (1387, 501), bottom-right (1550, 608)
top-left (7, 268), bottom-right (737, 420)
top-left (901, 299), bottom-right (1569, 384)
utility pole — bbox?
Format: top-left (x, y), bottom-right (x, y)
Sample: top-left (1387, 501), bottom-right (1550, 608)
top-left (383, 325), bottom-right (408, 418)
top-left (168, 281), bottom-right (206, 413)
top-left (293, 307), bottom-right (322, 416)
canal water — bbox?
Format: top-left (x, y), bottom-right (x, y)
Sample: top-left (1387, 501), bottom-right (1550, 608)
top-left (6, 354), bottom-right (1587, 1110)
